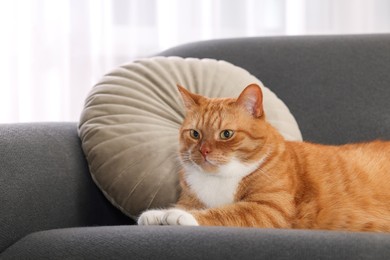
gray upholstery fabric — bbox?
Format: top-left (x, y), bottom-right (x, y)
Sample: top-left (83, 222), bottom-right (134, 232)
top-left (3, 226), bottom-right (390, 260)
top-left (158, 34), bottom-right (390, 144)
top-left (1, 35), bottom-right (390, 258)
top-left (0, 123), bottom-right (132, 252)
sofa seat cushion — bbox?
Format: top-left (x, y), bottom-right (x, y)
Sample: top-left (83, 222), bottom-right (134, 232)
top-left (2, 226), bottom-right (390, 259)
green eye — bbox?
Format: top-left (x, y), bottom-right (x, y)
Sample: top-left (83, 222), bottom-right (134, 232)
top-left (220, 130), bottom-right (234, 140)
top-left (190, 129), bottom-right (200, 139)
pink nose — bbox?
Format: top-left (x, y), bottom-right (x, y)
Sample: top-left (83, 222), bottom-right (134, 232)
top-left (200, 144), bottom-right (211, 158)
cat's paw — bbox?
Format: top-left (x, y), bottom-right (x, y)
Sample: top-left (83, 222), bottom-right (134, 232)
top-left (162, 209), bottom-right (199, 226)
top-left (137, 209), bottom-right (167, 225)
top-left (137, 209), bottom-right (199, 226)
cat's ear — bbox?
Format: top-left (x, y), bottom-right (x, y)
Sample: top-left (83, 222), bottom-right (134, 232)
top-left (236, 84), bottom-right (263, 118)
top-left (177, 84), bottom-right (202, 110)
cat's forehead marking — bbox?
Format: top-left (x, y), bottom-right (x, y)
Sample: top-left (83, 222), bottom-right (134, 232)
top-left (193, 99), bottom-right (236, 130)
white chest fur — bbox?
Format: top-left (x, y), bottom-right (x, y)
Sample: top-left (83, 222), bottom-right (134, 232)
top-left (184, 159), bottom-right (262, 208)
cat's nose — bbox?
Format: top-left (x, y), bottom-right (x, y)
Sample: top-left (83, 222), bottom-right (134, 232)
top-left (200, 144), bottom-right (211, 158)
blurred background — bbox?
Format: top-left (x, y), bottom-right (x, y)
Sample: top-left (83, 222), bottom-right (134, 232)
top-left (1, 0), bottom-right (389, 123)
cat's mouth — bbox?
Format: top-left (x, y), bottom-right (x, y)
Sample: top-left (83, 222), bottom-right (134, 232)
top-left (202, 157), bottom-right (216, 166)
top-left (197, 157), bottom-right (220, 173)
top-left (184, 150), bottom-right (220, 173)
top-left (202, 158), bottom-right (216, 166)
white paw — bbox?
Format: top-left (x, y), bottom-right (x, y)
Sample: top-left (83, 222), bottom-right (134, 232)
top-left (137, 209), bottom-right (199, 226)
top-left (162, 209), bottom-right (199, 226)
top-left (137, 209), bottom-right (167, 225)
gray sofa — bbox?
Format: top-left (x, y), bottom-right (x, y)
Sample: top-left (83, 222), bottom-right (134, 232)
top-left (1, 34), bottom-right (390, 259)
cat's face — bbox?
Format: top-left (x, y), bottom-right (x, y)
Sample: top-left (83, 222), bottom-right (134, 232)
top-left (178, 84), bottom-right (267, 174)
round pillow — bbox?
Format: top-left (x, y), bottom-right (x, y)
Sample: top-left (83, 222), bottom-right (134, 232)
top-left (78, 57), bottom-right (302, 220)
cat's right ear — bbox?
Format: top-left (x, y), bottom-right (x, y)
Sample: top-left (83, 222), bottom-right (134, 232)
top-left (236, 84), bottom-right (264, 118)
top-left (177, 84), bottom-right (201, 110)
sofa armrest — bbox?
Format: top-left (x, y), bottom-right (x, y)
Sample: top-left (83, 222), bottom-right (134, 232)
top-left (2, 226), bottom-right (390, 259)
top-left (0, 123), bottom-right (131, 252)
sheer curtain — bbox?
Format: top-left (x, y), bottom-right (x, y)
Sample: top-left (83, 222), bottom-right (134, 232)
top-left (1, 0), bottom-right (389, 123)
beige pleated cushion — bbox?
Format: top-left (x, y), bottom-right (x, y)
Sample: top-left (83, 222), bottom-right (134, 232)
top-left (78, 57), bottom-right (302, 220)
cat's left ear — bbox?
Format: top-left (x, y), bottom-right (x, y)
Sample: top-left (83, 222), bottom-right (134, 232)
top-left (177, 84), bottom-right (202, 110)
top-left (236, 84), bottom-right (263, 118)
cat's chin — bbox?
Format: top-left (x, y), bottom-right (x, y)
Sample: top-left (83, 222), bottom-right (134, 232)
top-left (187, 160), bottom-right (220, 174)
top-left (199, 161), bottom-right (219, 173)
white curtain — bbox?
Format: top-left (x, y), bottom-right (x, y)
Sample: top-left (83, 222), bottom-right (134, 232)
top-left (1, 0), bottom-right (389, 123)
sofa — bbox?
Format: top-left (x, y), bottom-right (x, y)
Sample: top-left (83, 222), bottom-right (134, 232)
top-left (1, 34), bottom-right (390, 259)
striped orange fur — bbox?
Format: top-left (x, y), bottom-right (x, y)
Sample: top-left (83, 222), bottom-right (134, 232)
top-left (174, 84), bottom-right (390, 232)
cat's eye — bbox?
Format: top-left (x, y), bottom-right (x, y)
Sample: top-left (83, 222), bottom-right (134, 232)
top-left (190, 129), bottom-right (200, 139)
top-left (220, 130), bottom-right (234, 140)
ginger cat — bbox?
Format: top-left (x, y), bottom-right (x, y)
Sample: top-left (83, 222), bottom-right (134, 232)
top-left (138, 84), bottom-right (390, 232)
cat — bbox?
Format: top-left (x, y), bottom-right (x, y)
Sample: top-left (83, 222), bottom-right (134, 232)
top-left (138, 83), bottom-right (390, 232)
